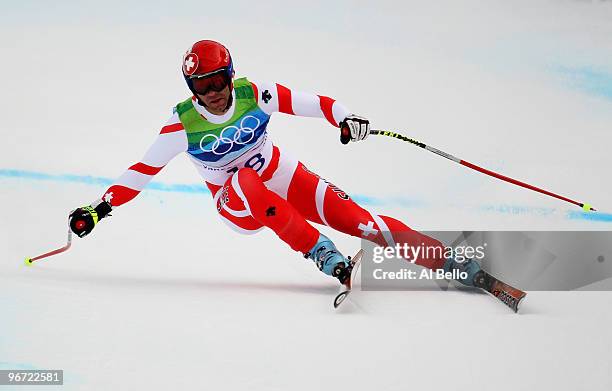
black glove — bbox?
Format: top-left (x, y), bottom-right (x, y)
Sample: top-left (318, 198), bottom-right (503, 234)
top-left (339, 114), bottom-right (370, 144)
top-left (69, 200), bottom-right (112, 237)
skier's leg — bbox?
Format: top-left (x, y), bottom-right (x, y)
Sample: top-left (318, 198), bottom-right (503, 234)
top-left (286, 163), bottom-right (485, 285)
top-left (360, 215), bottom-right (480, 286)
top-left (285, 163), bottom-right (449, 271)
top-left (216, 168), bottom-right (319, 253)
top-left (211, 167), bottom-right (354, 281)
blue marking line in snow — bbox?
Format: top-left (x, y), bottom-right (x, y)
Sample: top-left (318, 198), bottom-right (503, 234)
top-left (480, 204), bottom-right (612, 223)
top-left (1, 168), bottom-right (609, 222)
top-left (553, 65), bottom-right (612, 101)
top-left (0, 169), bottom-right (209, 195)
top-left (480, 204), bottom-right (557, 217)
top-left (567, 210), bottom-right (612, 223)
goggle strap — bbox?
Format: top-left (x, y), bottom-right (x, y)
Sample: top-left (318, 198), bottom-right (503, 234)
top-left (189, 67), bottom-right (228, 80)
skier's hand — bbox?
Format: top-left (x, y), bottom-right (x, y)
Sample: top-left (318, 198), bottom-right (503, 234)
top-left (339, 114), bottom-right (370, 144)
top-left (69, 200), bottom-right (112, 237)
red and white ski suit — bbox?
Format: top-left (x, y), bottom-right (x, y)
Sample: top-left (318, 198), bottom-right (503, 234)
top-left (99, 80), bottom-right (446, 270)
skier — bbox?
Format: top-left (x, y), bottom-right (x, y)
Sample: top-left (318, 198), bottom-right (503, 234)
top-left (68, 39), bottom-right (481, 287)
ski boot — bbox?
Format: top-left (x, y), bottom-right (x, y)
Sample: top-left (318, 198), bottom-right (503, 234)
top-left (443, 256), bottom-right (486, 288)
top-left (305, 233), bottom-right (352, 284)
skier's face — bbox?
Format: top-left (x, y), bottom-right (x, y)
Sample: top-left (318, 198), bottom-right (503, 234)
top-left (197, 85), bottom-right (231, 115)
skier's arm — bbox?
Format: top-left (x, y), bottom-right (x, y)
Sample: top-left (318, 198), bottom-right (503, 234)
top-left (100, 113), bottom-right (188, 207)
top-left (69, 113), bottom-right (188, 237)
top-left (251, 81), bottom-right (370, 142)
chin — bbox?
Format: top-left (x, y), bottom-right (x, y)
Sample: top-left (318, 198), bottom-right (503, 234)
top-left (207, 100), bottom-right (224, 108)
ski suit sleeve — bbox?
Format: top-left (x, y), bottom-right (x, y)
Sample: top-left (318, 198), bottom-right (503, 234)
top-left (250, 80), bottom-right (351, 127)
top-left (97, 112), bottom-right (188, 208)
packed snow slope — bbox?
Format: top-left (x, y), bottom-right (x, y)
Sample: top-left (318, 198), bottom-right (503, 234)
top-left (1, 1), bottom-right (612, 390)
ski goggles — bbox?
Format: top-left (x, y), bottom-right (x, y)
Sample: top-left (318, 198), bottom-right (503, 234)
top-left (189, 70), bottom-right (231, 95)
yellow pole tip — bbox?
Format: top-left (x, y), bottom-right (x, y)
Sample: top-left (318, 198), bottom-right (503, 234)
top-left (24, 257), bottom-right (33, 267)
top-left (582, 203), bottom-right (592, 212)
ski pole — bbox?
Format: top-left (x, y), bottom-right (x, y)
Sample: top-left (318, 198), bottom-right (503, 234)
top-left (340, 127), bottom-right (596, 211)
top-left (24, 227), bottom-right (73, 266)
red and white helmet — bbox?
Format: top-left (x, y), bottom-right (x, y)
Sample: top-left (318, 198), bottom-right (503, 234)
top-left (182, 40), bottom-right (234, 95)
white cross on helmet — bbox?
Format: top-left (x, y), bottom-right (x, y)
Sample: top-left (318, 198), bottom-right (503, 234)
top-left (183, 53), bottom-right (199, 76)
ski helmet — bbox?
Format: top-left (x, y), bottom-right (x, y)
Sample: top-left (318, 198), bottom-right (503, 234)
top-left (182, 40), bottom-right (234, 96)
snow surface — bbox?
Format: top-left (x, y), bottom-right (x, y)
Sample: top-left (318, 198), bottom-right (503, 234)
top-left (2, 1), bottom-right (612, 390)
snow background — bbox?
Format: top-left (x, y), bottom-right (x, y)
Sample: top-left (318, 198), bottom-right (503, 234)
top-left (1, 0), bottom-right (612, 390)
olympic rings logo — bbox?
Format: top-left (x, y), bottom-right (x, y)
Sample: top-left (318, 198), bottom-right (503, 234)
top-left (199, 115), bottom-right (261, 156)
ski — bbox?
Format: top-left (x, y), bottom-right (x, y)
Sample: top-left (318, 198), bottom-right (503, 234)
top-left (333, 249), bottom-right (364, 308)
top-left (475, 271), bottom-right (527, 313)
